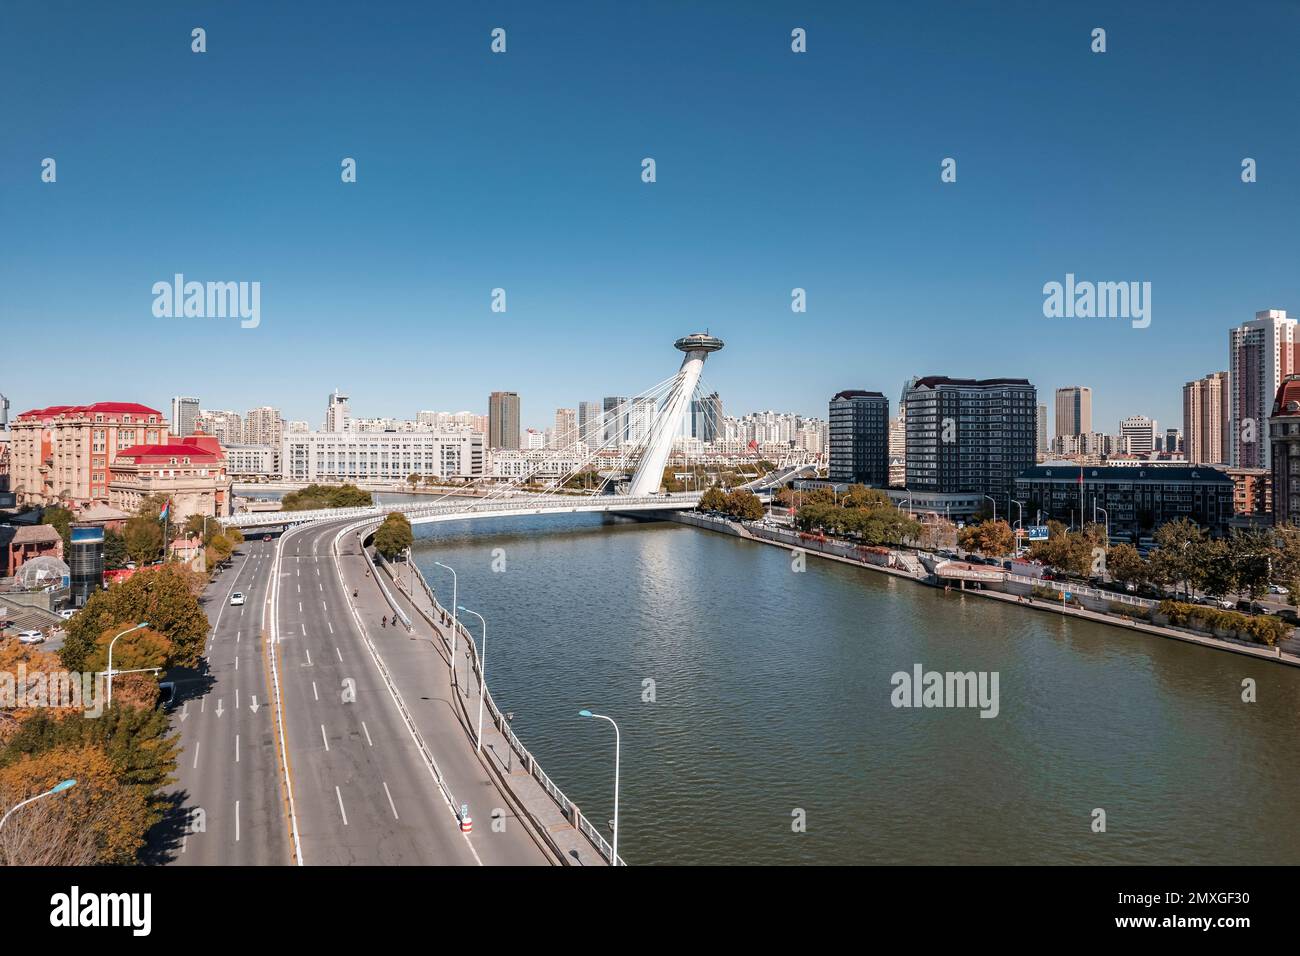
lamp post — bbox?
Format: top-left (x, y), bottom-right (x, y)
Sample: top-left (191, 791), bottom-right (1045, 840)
top-left (1097, 506), bottom-right (1109, 542)
top-left (0, 779), bottom-right (76, 833)
top-left (983, 495), bottom-right (997, 523)
top-left (434, 562), bottom-right (459, 692)
top-left (458, 606), bottom-right (486, 752)
top-left (577, 709), bottom-right (620, 866)
top-left (107, 622), bottom-right (150, 706)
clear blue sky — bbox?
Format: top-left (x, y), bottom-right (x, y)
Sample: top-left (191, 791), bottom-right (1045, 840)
top-left (3, 1), bottom-right (1298, 433)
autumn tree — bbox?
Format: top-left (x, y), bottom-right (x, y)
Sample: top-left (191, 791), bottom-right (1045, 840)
top-left (1105, 543), bottom-right (1147, 588)
top-left (699, 486), bottom-right (728, 512)
top-left (373, 512), bottom-right (414, 560)
top-left (958, 519), bottom-right (1016, 557)
top-left (60, 565), bottom-right (209, 672)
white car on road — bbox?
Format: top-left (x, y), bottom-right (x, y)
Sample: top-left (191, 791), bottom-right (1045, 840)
top-left (17, 630), bottom-right (45, 645)
top-left (230, 592), bottom-right (246, 606)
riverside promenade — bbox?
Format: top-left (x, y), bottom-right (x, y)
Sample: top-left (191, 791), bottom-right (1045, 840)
top-left (671, 511), bottom-right (1300, 668)
top-left (368, 551), bottom-right (618, 866)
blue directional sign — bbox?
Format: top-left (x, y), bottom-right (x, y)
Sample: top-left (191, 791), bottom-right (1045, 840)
top-left (1026, 525), bottom-right (1049, 541)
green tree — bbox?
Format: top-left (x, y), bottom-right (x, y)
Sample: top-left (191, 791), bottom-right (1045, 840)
top-left (372, 512), bottom-right (414, 559)
top-left (1105, 543), bottom-right (1146, 588)
top-left (723, 490), bottom-right (765, 521)
top-left (282, 483), bottom-right (374, 511)
top-left (103, 530), bottom-right (129, 571)
top-left (699, 486), bottom-right (728, 512)
top-left (59, 564), bottom-right (209, 672)
top-left (407, 473), bottom-right (421, 490)
top-left (40, 505), bottom-right (74, 552)
top-left (122, 514), bottom-right (164, 565)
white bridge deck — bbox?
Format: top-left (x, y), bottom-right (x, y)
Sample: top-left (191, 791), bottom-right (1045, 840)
top-left (220, 491), bottom-right (721, 530)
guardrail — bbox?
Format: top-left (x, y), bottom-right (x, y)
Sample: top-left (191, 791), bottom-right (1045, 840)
top-left (402, 558), bottom-right (626, 866)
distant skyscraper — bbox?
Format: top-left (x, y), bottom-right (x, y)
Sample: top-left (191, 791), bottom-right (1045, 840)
top-left (197, 409), bottom-right (244, 446)
top-left (1165, 427), bottom-right (1182, 455)
top-left (488, 391), bottom-right (521, 450)
top-left (829, 390), bottom-right (889, 487)
top-left (692, 391), bottom-right (722, 443)
top-left (602, 396), bottom-right (628, 445)
top-left (1119, 415), bottom-right (1157, 455)
top-left (553, 408), bottom-right (577, 448)
top-left (1229, 309), bottom-right (1299, 469)
top-left (171, 396), bottom-right (200, 437)
top-left (627, 397), bottom-right (658, 444)
top-left (325, 389), bottom-right (350, 432)
top-left (1054, 386), bottom-right (1092, 439)
top-left (904, 376), bottom-right (1037, 501)
top-left (578, 401), bottom-right (601, 445)
top-left (1036, 403), bottom-right (1048, 460)
top-left (1183, 371), bottom-right (1228, 464)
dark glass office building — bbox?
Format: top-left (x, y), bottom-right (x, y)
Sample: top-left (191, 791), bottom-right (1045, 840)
top-left (828, 390), bottom-right (890, 486)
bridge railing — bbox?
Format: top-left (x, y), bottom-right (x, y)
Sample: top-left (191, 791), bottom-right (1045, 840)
top-left (401, 556), bottom-right (625, 866)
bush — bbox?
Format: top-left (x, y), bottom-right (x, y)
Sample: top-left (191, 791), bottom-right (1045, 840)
top-left (1107, 602), bottom-right (1150, 621)
top-left (1157, 600), bottom-right (1291, 646)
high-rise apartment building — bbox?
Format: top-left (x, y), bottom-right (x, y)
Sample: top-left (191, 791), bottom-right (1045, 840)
top-left (1036, 403), bottom-right (1048, 461)
top-left (553, 408), bottom-right (577, 448)
top-left (1054, 386), bottom-right (1092, 439)
top-left (197, 409), bottom-right (244, 446)
top-left (602, 396), bottom-right (628, 446)
top-left (627, 397), bottom-right (658, 445)
top-left (692, 392), bottom-right (722, 443)
top-left (904, 377), bottom-right (1037, 503)
top-left (1183, 372), bottom-right (1228, 465)
top-left (324, 389), bottom-right (350, 433)
top-left (170, 396), bottom-right (200, 437)
top-left (828, 390), bottom-right (890, 487)
top-left (578, 401), bottom-right (601, 446)
top-left (244, 406), bottom-right (283, 448)
top-left (1229, 309), bottom-right (1300, 469)
top-left (488, 391), bottom-right (521, 450)
top-left (1119, 415), bottom-right (1157, 455)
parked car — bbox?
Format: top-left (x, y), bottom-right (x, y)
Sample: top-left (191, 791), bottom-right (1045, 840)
top-left (1269, 584), bottom-right (1289, 595)
top-left (17, 630), bottom-right (45, 644)
top-left (263, 535), bottom-right (272, 543)
top-left (57, 608), bottom-right (77, 620)
top-left (230, 592), bottom-right (246, 606)
top-left (158, 681), bottom-right (177, 710)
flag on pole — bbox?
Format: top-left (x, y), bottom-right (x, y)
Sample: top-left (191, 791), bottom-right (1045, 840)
top-left (159, 498), bottom-right (170, 522)
top-left (1077, 465), bottom-right (1084, 485)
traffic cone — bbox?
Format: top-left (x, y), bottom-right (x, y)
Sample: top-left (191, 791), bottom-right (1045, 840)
top-left (459, 811), bottom-right (473, 833)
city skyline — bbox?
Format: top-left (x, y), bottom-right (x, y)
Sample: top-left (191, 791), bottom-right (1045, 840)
top-left (4, 3), bottom-right (1298, 432)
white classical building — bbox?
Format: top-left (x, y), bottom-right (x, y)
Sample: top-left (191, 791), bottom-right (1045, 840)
top-left (282, 431), bottom-right (484, 482)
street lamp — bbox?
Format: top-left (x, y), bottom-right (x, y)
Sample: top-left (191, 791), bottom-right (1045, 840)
top-left (1097, 506), bottom-right (1109, 541)
top-left (107, 623), bottom-right (150, 706)
top-left (434, 562), bottom-right (459, 692)
top-left (577, 709), bottom-right (620, 866)
top-left (0, 779), bottom-right (76, 833)
top-left (458, 606), bottom-right (486, 752)
top-left (983, 495), bottom-right (997, 523)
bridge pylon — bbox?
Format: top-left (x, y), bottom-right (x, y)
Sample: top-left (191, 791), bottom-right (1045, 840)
top-left (626, 333), bottom-right (724, 496)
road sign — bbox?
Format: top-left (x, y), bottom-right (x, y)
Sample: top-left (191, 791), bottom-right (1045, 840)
top-left (1026, 525), bottom-right (1049, 541)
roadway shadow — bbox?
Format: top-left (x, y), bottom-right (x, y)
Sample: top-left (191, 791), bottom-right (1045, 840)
top-left (141, 789), bottom-right (190, 865)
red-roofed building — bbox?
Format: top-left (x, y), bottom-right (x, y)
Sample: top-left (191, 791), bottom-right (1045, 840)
top-left (10, 402), bottom-right (169, 509)
top-left (108, 430), bottom-right (231, 523)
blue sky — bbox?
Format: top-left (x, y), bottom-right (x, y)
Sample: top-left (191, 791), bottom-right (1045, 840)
top-left (3, 1), bottom-right (1298, 433)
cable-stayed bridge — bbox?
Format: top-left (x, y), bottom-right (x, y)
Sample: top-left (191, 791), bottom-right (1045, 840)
top-left (221, 332), bottom-right (808, 532)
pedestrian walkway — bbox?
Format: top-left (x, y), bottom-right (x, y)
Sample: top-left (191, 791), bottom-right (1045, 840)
top-left (356, 546), bottom-right (612, 866)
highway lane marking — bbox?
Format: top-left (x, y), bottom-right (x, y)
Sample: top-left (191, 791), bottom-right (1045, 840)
top-left (322, 601), bottom-right (328, 612)
top-left (383, 781), bottom-right (399, 820)
top-left (362, 722), bottom-right (373, 747)
top-left (193, 740), bottom-right (202, 769)
top-left (237, 630), bottom-right (241, 643)
top-left (320, 724), bottom-right (330, 751)
top-left (312, 681), bottom-right (318, 701)
top-left (235, 655), bottom-right (239, 671)
top-left (305, 648), bottom-right (313, 666)
top-left (335, 786), bottom-right (348, 825)
top-left (298, 602), bottom-right (303, 613)
top-left (236, 734), bottom-right (240, 763)
top-left (335, 647), bottom-right (343, 662)
top-left (236, 688), bottom-right (240, 710)
top-left (327, 621), bottom-right (334, 634)
top-left (319, 583), bottom-right (323, 591)
top-left (235, 800), bottom-right (240, 842)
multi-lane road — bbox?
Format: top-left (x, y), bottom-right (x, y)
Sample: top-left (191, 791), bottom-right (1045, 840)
top-left (162, 519), bottom-right (552, 866)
